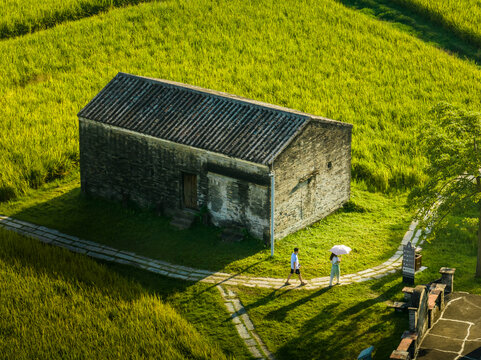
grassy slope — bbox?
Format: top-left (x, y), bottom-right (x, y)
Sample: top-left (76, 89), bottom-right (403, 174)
top-left (390, 0), bottom-right (481, 48)
top-left (2, 0), bottom-right (481, 200)
top-left (0, 227), bottom-right (250, 359)
top-left (0, 0), bottom-right (157, 39)
top-left (0, 175), bottom-right (412, 278)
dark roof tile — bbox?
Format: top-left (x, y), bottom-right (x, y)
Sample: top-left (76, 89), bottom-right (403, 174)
top-left (78, 72), bottom-right (351, 164)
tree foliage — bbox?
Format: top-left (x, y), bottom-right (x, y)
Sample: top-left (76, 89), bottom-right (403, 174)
top-left (409, 102), bottom-right (481, 276)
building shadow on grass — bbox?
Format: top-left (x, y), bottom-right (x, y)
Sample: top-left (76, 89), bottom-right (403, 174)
top-left (9, 187), bottom-right (266, 274)
top-left (255, 276), bottom-right (408, 359)
top-left (335, 0), bottom-right (481, 64)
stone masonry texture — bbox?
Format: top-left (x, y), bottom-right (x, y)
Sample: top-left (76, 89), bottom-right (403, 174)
top-left (79, 116), bottom-right (351, 240)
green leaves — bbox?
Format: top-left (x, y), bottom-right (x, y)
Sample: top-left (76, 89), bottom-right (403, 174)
top-left (411, 103), bottom-right (481, 244)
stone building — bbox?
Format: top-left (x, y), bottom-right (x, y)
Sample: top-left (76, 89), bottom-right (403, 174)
top-left (78, 72), bottom-right (352, 240)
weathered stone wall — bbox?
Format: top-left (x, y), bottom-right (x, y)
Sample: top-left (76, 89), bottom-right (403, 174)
top-left (272, 120), bottom-right (352, 239)
top-left (79, 118), bottom-right (270, 238)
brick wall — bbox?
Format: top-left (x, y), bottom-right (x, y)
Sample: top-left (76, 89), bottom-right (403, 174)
top-left (272, 120), bottom-right (352, 239)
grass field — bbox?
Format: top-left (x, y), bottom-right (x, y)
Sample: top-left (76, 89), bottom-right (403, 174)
top-left (389, 0), bottom-right (481, 48)
top-left (0, 174), bottom-right (413, 278)
top-left (3, 0), bottom-right (481, 201)
top-left (233, 205), bottom-right (481, 360)
top-left (0, 227), bottom-right (250, 359)
top-left (0, 0), bottom-right (156, 39)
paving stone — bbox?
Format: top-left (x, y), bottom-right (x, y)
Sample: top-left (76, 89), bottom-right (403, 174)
top-left (167, 273), bottom-right (189, 280)
top-left (43, 228), bottom-right (61, 235)
top-left (146, 267), bottom-right (170, 276)
top-left (201, 278), bottom-right (216, 284)
top-left (245, 338), bottom-right (257, 347)
top-left (227, 289), bottom-right (236, 298)
top-left (41, 232), bottom-right (59, 240)
top-left (216, 285), bottom-right (227, 298)
top-left (99, 249), bottom-right (118, 256)
top-left (235, 324), bottom-right (251, 339)
top-left (224, 302), bottom-right (235, 313)
top-left (83, 244), bottom-right (105, 253)
top-left (87, 252), bottom-right (114, 261)
top-left (60, 234), bottom-right (80, 242)
top-left (4, 221), bottom-right (22, 229)
top-left (36, 226), bottom-right (51, 232)
top-left (10, 219), bottom-right (33, 228)
top-left (172, 265), bottom-right (196, 273)
top-left (247, 346), bottom-right (263, 359)
top-left (190, 269), bottom-right (215, 276)
top-left (112, 252), bottom-right (137, 262)
top-left (358, 269), bottom-right (374, 275)
top-left (241, 313), bottom-right (255, 331)
top-left (241, 283), bottom-right (256, 288)
top-left (76, 239), bottom-right (104, 248)
top-left (231, 313), bottom-right (242, 324)
top-left (373, 273), bottom-right (387, 279)
top-left (0, 215), bottom-right (9, 220)
top-left (65, 245), bottom-right (88, 254)
top-left (54, 237), bottom-right (73, 245)
top-left (212, 272), bottom-right (232, 277)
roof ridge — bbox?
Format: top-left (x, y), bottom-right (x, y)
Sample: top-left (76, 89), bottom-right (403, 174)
top-left (116, 72), bottom-right (351, 128)
top-left (78, 72), bottom-right (351, 164)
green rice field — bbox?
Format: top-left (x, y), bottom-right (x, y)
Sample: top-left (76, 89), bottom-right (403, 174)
top-left (3, 0), bottom-right (481, 202)
top-left (391, 0), bottom-right (481, 48)
top-left (0, 227), bottom-right (245, 359)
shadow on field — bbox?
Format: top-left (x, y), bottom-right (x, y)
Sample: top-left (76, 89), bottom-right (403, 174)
top-left (263, 276), bottom-right (408, 359)
top-left (0, 227), bottom-right (192, 302)
top-left (335, 0), bottom-right (481, 64)
top-left (10, 187), bottom-right (264, 273)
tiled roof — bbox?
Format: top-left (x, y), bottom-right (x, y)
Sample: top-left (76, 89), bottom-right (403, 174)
top-left (78, 72), bottom-right (351, 165)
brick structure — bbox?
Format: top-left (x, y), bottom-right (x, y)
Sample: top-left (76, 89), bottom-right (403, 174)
top-left (78, 73), bottom-right (352, 239)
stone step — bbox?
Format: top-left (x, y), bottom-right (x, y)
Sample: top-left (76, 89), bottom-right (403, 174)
top-left (170, 209), bottom-right (198, 230)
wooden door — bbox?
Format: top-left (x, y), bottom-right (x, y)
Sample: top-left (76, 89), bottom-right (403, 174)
top-left (183, 173), bottom-right (197, 209)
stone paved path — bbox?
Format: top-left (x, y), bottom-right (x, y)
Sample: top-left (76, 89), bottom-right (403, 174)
top-left (0, 214), bottom-right (425, 359)
top-left (0, 215), bottom-right (422, 289)
top-left (417, 293), bottom-right (481, 360)
top-left (217, 285), bottom-right (275, 360)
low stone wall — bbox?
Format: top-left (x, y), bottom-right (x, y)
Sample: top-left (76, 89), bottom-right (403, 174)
top-left (390, 267), bottom-right (456, 359)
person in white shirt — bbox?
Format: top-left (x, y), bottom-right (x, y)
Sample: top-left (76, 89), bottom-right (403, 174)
top-left (329, 252), bottom-right (341, 286)
top-left (285, 247), bottom-right (306, 286)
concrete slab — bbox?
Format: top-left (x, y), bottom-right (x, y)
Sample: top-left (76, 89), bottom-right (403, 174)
top-left (443, 294), bottom-right (481, 323)
top-left (420, 334), bottom-right (463, 352)
top-left (418, 293), bottom-right (481, 360)
top-left (462, 340), bottom-right (481, 358)
top-left (428, 319), bottom-right (470, 339)
top-left (417, 348), bottom-right (458, 360)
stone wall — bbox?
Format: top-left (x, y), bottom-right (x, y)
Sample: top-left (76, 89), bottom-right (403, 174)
top-left (79, 118), bottom-right (270, 238)
top-left (272, 120), bottom-right (352, 239)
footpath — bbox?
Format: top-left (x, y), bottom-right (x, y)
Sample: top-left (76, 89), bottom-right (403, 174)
top-left (0, 215), bottom-right (423, 290)
top-left (0, 214), bottom-right (425, 360)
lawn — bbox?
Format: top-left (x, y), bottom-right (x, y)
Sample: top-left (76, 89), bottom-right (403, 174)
top-left (233, 205), bottom-right (481, 359)
top-left (234, 275), bottom-right (408, 359)
top-left (3, 0), bottom-right (481, 201)
top-left (0, 227), bottom-right (250, 359)
top-left (0, 174), bottom-right (413, 279)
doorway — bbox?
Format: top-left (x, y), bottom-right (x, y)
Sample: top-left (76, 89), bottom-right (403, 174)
top-left (182, 173), bottom-right (197, 209)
